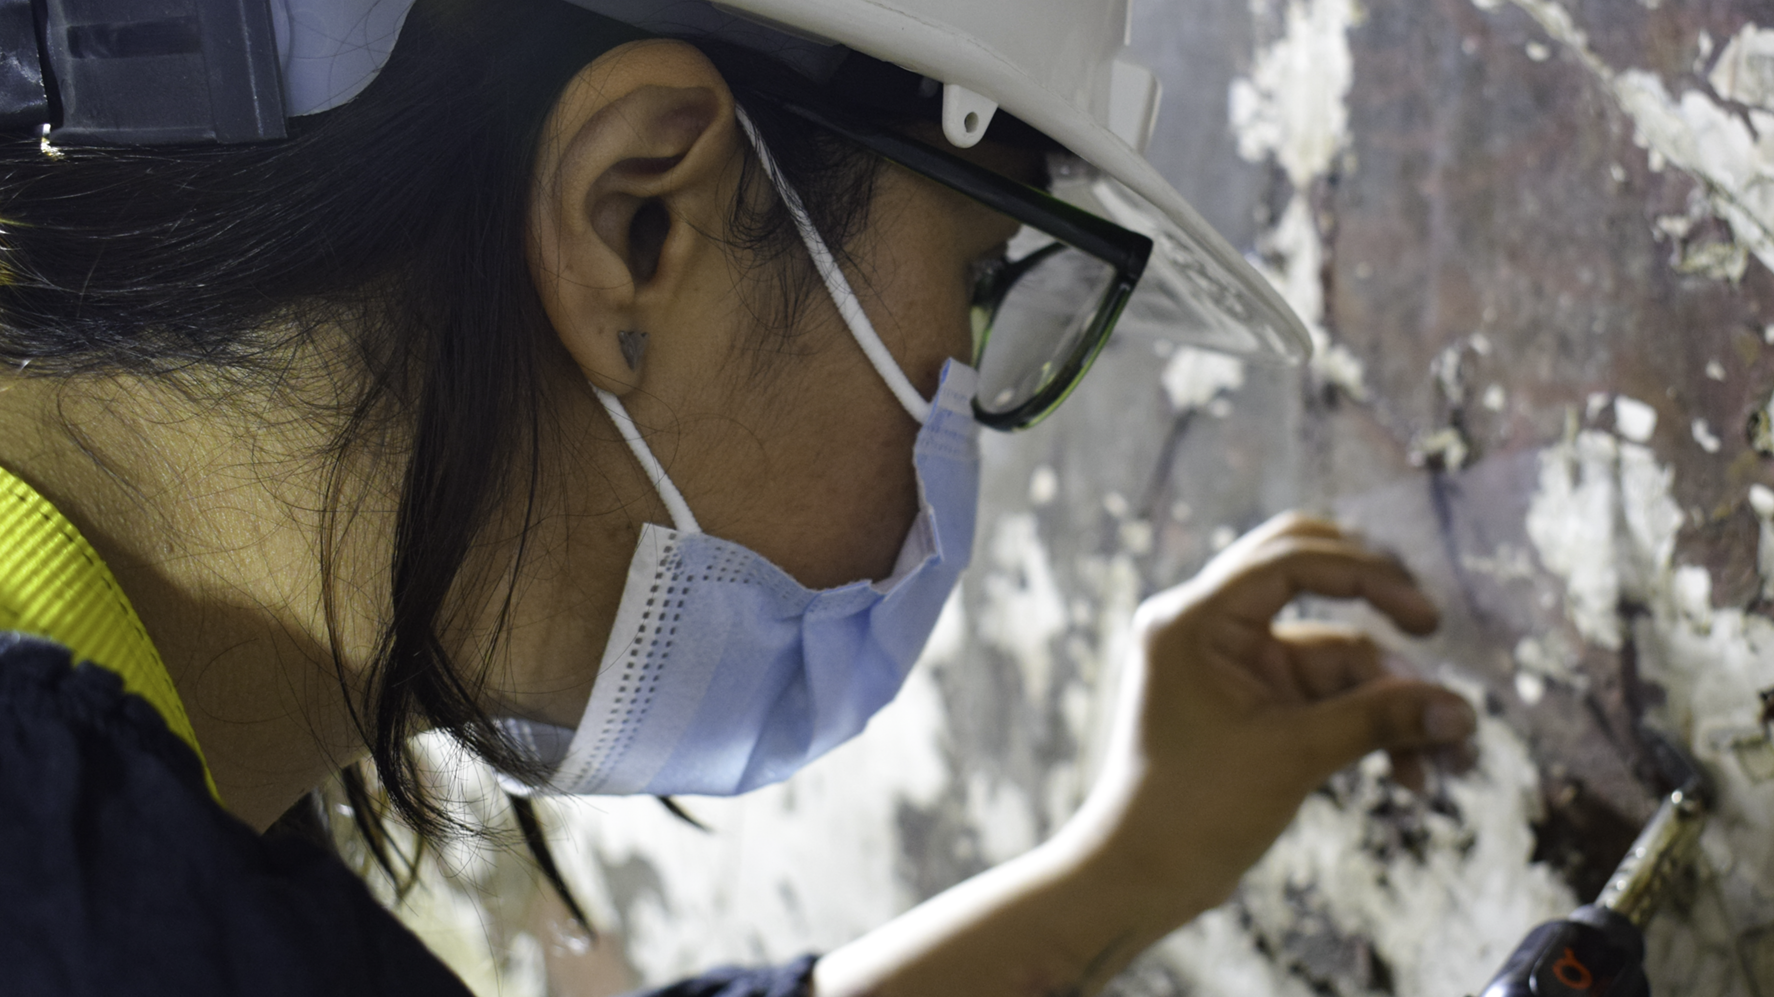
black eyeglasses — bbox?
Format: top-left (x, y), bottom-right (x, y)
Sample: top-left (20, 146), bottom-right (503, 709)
top-left (764, 98), bottom-right (1153, 431)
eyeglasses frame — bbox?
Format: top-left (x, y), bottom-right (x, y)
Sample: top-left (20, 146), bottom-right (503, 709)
top-left (757, 96), bottom-right (1154, 430)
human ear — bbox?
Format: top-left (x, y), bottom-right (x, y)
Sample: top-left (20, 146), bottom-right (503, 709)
top-left (528, 40), bottom-right (738, 395)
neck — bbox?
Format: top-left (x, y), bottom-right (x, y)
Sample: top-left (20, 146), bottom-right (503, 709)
top-left (0, 365), bottom-right (382, 830)
top-left (0, 352), bottom-right (666, 832)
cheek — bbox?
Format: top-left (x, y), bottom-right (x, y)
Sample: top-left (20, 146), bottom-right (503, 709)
top-left (675, 300), bottom-right (925, 590)
top-left (868, 241), bottom-right (976, 398)
top-left (730, 382), bottom-right (923, 589)
top-left (856, 181), bottom-right (984, 397)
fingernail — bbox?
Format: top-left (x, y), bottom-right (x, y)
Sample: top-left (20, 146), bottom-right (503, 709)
top-left (1424, 700), bottom-right (1476, 741)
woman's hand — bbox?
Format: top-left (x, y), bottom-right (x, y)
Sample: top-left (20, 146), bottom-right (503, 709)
top-left (1063, 511), bottom-right (1476, 918)
top-left (815, 512), bottom-right (1477, 997)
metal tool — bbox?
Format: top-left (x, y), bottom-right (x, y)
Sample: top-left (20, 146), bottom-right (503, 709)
top-left (1475, 729), bottom-right (1713, 997)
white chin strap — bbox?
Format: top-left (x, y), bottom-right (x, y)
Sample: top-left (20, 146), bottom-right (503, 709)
top-left (591, 104), bottom-right (933, 534)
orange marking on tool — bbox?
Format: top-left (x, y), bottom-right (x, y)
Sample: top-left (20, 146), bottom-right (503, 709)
top-left (1553, 948), bottom-right (1594, 989)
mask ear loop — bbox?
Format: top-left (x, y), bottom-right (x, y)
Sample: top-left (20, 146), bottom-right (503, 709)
top-left (591, 388), bottom-right (702, 535)
top-left (733, 106), bottom-right (933, 426)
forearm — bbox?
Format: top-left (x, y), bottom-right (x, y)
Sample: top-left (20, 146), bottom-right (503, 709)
top-left (810, 820), bottom-right (1214, 997)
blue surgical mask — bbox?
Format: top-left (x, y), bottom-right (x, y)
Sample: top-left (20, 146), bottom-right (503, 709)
top-left (499, 109), bottom-right (981, 797)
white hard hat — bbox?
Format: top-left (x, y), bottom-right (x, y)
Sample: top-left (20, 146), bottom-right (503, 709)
top-left (268, 0), bottom-right (1311, 362)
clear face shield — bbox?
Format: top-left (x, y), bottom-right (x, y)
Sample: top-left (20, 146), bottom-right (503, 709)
top-left (971, 153), bottom-right (1313, 427)
top-left (769, 99), bottom-right (1308, 430)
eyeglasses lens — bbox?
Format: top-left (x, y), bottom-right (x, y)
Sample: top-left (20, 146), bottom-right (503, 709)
top-left (973, 237), bottom-right (1118, 419)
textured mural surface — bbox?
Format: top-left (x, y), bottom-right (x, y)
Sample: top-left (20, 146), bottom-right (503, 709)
top-left (388, 1), bottom-right (1774, 994)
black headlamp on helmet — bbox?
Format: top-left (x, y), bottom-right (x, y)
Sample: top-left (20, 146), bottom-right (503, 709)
top-left (0, 0), bottom-right (285, 144)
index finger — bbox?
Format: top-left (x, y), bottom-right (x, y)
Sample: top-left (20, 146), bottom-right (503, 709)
top-left (1212, 511), bottom-right (1345, 564)
top-left (1211, 536), bottom-right (1440, 635)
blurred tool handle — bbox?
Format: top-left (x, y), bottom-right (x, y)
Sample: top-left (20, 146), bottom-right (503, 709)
top-left (1475, 728), bottom-right (1710, 997)
top-left (1476, 907), bottom-right (1649, 997)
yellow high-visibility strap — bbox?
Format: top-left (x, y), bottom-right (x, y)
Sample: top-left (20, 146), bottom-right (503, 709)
top-left (0, 464), bottom-right (220, 803)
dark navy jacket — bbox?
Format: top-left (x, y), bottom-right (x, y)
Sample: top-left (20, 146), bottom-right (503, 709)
top-left (0, 633), bottom-right (814, 997)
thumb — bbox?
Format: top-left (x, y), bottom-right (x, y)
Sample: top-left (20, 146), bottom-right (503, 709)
top-left (1295, 677), bottom-right (1476, 785)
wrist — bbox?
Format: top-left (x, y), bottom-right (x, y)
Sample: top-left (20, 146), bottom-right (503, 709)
top-left (1048, 766), bottom-right (1234, 928)
top-left (814, 818), bottom-right (1207, 997)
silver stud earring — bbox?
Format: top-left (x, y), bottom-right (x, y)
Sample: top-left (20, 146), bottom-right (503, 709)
top-left (618, 330), bottom-right (649, 372)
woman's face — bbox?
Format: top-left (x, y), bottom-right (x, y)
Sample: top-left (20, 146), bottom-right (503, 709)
top-left (514, 44), bottom-right (1039, 723)
top-left (657, 130), bottom-right (1039, 591)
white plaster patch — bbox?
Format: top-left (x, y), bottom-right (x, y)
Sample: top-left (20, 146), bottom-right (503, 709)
top-left (1520, 428), bottom-right (1684, 641)
top-left (1673, 564), bottom-right (1715, 628)
top-left (1433, 343), bottom-right (1467, 404)
top-left (1484, 383), bottom-right (1508, 411)
top-left (406, 886), bottom-right (541, 996)
top-left (965, 771), bottom-right (1039, 866)
top-left (502, 933), bottom-right (547, 997)
top-left (1693, 417), bottom-right (1723, 453)
top-left (1256, 199), bottom-right (1329, 320)
top-left (1231, 0), bottom-right (1372, 402)
top-left (1677, 239), bottom-right (1751, 282)
top-left (1615, 395), bottom-right (1659, 442)
top-left (1060, 680), bottom-right (1094, 742)
top-left (1160, 345), bottom-right (1246, 412)
top-left (1515, 669), bottom-right (1547, 704)
top-left (1311, 333), bottom-right (1371, 401)
top-left (369, 737), bottom-right (622, 994)
top-left (1156, 907), bottom-right (1322, 997)
top-left (1749, 484), bottom-right (1774, 602)
top-left (1615, 73), bottom-right (1774, 278)
top-left (1515, 631), bottom-right (1583, 688)
top-left (1526, 430), bottom-right (1626, 648)
top-left (1517, 417), bottom-right (1774, 993)
top-left (1119, 519), bottom-right (1155, 555)
top-left (1268, 199), bottom-right (1374, 401)
top-left (1710, 25), bottom-right (1774, 112)
top-left (1411, 426), bottom-right (1472, 470)
top-left (1228, 0), bottom-right (1356, 188)
top-left (979, 512), bottom-right (1068, 705)
top-left (1068, 551), bottom-right (1141, 791)
top-left (1708, 359), bottom-right (1728, 381)
top-left (1028, 464), bottom-right (1058, 507)
top-left (924, 587), bottom-right (969, 669)
top-left (1497, 0), bottom-right (1774, 281)
top-left (1233, 705), bottom-right (1577, 997)
top-left (1619, 441), bottom-right (1685, 594)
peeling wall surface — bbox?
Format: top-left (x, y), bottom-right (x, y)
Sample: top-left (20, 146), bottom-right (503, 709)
top-left (393, 1), bottom-right (1774, 994)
